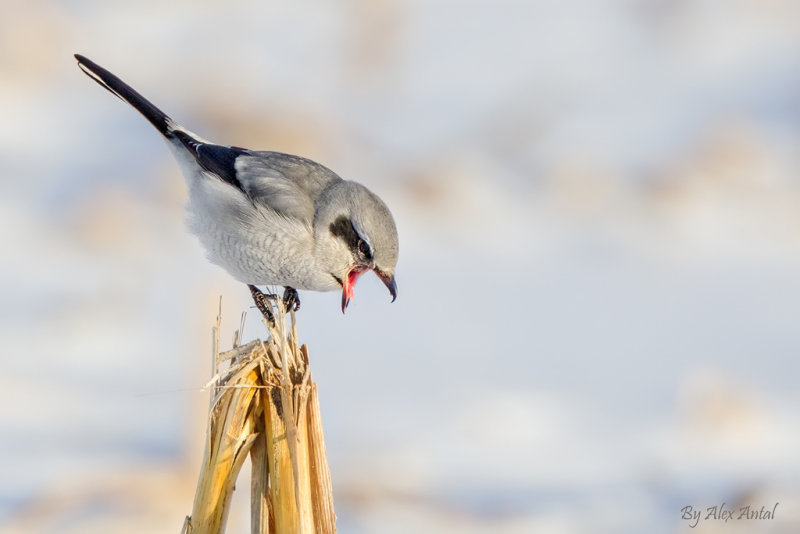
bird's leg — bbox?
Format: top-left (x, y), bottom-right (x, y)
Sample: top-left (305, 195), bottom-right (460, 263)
top-left (248, 284), bottom-right (275, 324)
top-left (283, 286), bottom-right (301, 312)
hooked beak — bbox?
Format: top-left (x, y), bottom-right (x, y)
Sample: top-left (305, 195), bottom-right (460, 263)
top-left (377, 270), bottom-right (397, 303)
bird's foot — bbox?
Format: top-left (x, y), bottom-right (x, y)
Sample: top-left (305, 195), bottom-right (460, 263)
top-left (283, 286), bottom-right (301, 313)
top-left (248, 284), bottom-right (275, 324)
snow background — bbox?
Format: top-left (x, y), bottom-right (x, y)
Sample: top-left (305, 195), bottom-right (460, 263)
top-left (2, 1), bottom-right (800, 532)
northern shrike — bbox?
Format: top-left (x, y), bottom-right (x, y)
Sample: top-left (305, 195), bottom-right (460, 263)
top-left (74, 54), bottom-right (398, 317)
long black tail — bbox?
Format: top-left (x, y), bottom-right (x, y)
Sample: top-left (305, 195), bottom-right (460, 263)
top-left (74, 54), bottom-right (174, 138)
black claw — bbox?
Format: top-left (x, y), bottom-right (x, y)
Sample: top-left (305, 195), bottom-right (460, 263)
top-left (283, 286), bottom-right (301, 312)
top-left (248, 284), bottom-right (275, 324)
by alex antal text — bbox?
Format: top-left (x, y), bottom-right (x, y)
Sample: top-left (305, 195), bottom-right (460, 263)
top-left (681, 502), bottom-right (778, 528)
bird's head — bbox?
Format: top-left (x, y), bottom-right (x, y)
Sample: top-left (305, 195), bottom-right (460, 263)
top-left (315, 181), bottom-right (398, 312)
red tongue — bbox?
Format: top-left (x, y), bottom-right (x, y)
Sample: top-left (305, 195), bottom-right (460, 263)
top-left (342, 267), bottom-right (367, 312)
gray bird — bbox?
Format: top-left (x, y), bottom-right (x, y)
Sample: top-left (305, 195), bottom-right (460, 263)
top-left (74, 54), bottom-right (398, 317)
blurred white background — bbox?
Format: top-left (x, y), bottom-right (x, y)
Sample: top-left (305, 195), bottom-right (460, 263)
top-left (2, 1), bottom-right (800, 532)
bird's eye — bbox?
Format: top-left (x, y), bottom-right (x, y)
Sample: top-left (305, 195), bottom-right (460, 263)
top-left (358, 239), bottom-right (372, 260)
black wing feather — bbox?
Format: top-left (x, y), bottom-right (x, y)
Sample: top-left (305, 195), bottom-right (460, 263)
top-left (172, 130), bottom-right (249, 191)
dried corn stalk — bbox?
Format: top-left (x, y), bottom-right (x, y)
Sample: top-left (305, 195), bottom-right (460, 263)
top-left (182, 298), bottom-right (336, 534)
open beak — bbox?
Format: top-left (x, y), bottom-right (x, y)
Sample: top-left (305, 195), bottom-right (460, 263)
top-left (341, 268), bottom-right (397, 313)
